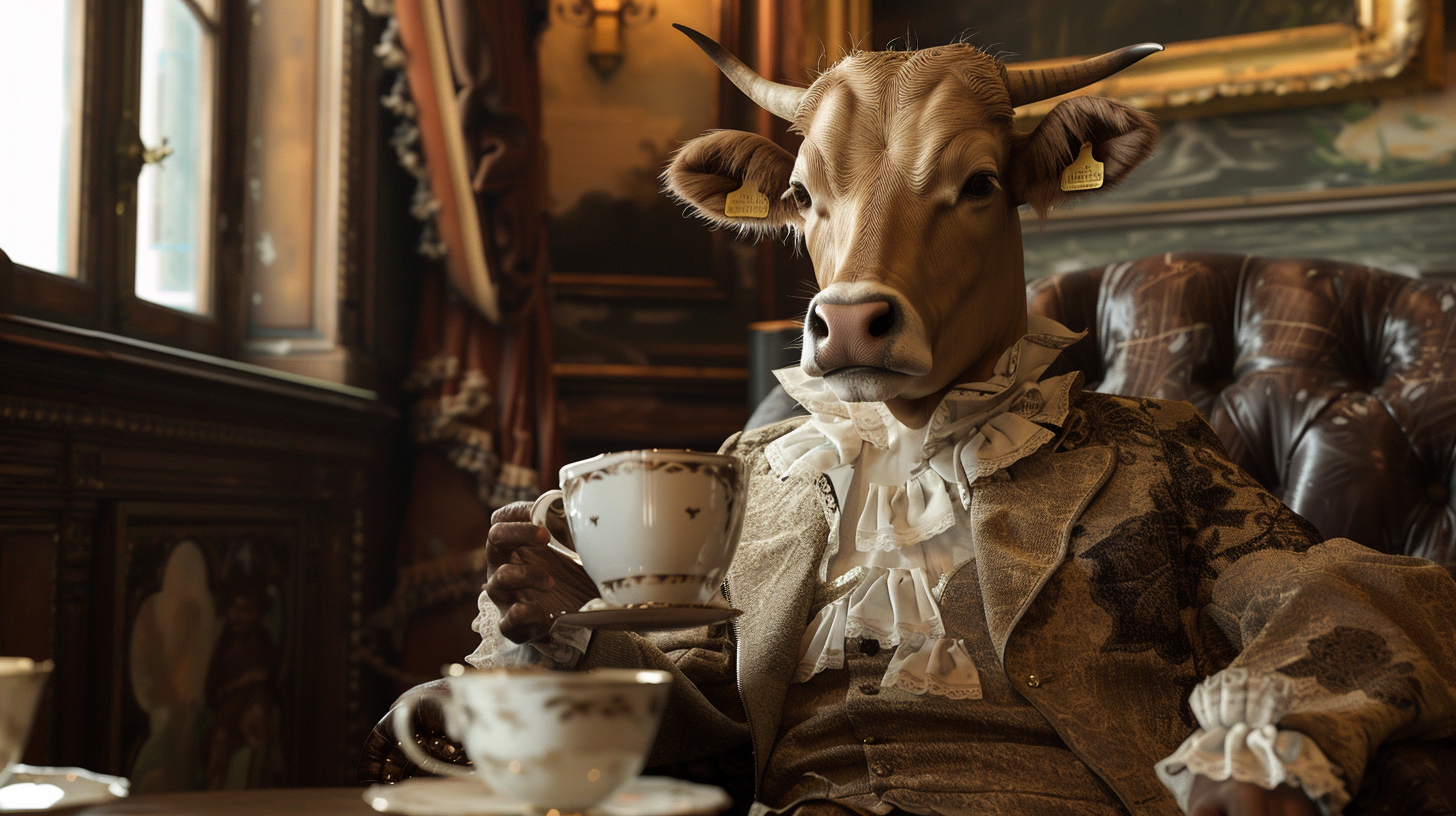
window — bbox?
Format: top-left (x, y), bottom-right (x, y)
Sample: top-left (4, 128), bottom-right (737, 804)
top-left (0, 0), bottom-right (84, 278)
top-left (0, 0), bottom-right (242, 354)
top-left (134, 0), bottom-right (219, 315)
top-left (0, 0), bottom-right (363, 372)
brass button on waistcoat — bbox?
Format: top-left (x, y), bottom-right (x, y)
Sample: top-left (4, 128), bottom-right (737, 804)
top-left (1025, 673), bottom-right (1041, 688)
top-left (858, 682), bottom-right (880, 695)
top-left (870, 762), bottom-right (892, 777)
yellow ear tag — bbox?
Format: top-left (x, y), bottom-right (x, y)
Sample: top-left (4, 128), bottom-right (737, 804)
top-left (724, 180), bottom-right (770, 219)
top-left (1060, 142), bottom-right (1105, 192)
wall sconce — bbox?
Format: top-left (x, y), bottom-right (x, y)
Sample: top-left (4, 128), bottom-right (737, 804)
top-left (555, 0), bottom-right (656, 80)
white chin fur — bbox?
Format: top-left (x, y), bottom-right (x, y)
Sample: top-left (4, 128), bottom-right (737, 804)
top-left (824, 368), bottom-right (910, 402)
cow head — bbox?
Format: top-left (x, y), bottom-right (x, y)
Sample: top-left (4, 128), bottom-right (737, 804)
top-left (665, 26), bottom-right (1160, 425)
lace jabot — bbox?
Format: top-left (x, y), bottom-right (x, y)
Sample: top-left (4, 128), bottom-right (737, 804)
top-left (777, 315), bottom-right (1084, 698)
top-left (796, 564), bottom-right (983, 699)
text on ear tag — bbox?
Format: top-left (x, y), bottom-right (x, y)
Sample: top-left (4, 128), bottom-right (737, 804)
top-left (725, 180), bottom-right (770, 218)
top-left (1060, 143), bottom-right (1104, 192)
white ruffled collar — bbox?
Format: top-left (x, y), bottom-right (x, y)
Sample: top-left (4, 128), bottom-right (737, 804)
top-left (765, 315), bottom-right (1085, 552)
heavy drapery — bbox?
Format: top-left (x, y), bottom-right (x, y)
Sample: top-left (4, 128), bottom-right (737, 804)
top-left (366, 0), bottom-right (560, 685)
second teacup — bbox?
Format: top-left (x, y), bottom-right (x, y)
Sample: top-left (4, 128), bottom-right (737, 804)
top-left (0, 657), bottom-right (53, 788)
top-left (532, 449), bottom-right (746, 607)
top-left (392, 666), bottom-right (672, 811)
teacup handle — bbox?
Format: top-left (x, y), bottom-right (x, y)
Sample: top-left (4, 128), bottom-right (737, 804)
top-left (530, 489), bottom-right (584, 565)
top-left (390, 687), bottom-right (476, 779)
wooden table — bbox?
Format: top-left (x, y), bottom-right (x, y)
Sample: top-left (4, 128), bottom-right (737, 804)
top-left (71, 788), bottom-right (380, 816)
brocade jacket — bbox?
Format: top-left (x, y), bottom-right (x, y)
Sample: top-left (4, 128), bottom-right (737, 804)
top-left (570, 390), bottom-right (1456, 813)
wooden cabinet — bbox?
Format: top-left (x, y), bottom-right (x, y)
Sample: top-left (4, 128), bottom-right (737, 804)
top-left (0, 314), bottom-right (402, 789)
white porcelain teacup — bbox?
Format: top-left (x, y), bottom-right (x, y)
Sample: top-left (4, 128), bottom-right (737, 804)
top-left (0, 658), bottom-right (53, 787)
top-left (530, 449), bottom-right (747, 607)
top-left (393, 666), bottom-right (672, 811)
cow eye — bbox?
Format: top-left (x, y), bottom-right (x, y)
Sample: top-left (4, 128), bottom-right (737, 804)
top-left (961, 172), bottom-right (997, 199)
top-left (789, 181), bottom-right (812, 210)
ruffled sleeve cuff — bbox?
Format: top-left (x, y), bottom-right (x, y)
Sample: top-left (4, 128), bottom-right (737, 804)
top-left (465, 588), bottom-right (592, 670)
top-left (465, 621), bottom-right (590, 670)
top-left (1155, 669), bottom-right (1350, 815)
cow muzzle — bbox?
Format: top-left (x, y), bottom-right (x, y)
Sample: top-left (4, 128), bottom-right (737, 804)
top-left (802, 285), bottom-right (931, 401)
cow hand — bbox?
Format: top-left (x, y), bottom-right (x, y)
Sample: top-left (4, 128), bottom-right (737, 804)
top-left (1189, 776), bottom-right (1319, 816)
top-left (484, 502), bottom-right (599, 644)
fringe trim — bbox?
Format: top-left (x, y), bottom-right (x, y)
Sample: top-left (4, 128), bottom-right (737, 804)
top-left (367, 8), bottom-right (447, 262)
top-left (488, 462), bottom-right (539, 508)
top-left (404, 354), bottom-right (461, 392)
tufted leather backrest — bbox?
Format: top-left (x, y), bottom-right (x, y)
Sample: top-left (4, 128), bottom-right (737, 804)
top-left (1027, 252), bottom-right (1456, 564)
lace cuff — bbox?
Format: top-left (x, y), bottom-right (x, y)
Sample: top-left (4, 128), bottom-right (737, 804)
top-left (1155, 669), bottom-right (1350, 815)
top-left (465, 621), bottom-right (590, 670)
top-left (466, 589), bottom-right (591, 670)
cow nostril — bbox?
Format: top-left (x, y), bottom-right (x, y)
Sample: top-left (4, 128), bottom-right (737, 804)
top-left (808, 309), bottom-right (829, 340)
top-left (867, 304), bottom-right (894, 338)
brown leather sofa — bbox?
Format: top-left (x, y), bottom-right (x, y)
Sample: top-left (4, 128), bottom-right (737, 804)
top-left (361, 252), bottom-right (1456, 812)
top-left (1028, 252), bottom-right (1456, 566)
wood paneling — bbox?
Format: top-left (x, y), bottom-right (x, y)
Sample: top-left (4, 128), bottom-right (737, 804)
top-left (0, 313), bottom-right (400, 787)
top-left (555, 365), bottom-right (747, 463)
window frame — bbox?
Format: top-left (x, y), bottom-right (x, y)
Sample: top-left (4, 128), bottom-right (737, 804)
top-left (0, 0), bottom-right (247, 356)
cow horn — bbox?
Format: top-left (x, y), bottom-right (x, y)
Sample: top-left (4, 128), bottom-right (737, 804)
top-left (675, 23), bottom-right (806, 121)
top-left (1005, 43), bottom-right (1163, 107)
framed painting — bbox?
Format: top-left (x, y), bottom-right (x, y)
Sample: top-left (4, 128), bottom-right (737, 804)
top-left (867, 0), bottom-right (1444, 119)
top-left (820, 0), bottom-right (1454, 230)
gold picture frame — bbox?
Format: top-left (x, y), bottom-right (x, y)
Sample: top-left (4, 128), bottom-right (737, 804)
top-left (788, 0), bottom-right (1452, 229)
top-left (1005, 0), bottom-right (1445, 119)
top-left (804, 0), bottom-right (1444, 119)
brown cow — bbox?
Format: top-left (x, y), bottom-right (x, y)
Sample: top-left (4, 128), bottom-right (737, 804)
top-left (665, 26), bottom-right (1158, 428)
top-left (656, 28), bottom-right (1332, 816)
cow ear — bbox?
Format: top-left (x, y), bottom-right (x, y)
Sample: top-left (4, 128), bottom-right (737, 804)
top-left (665, 130), bottom-right (801, 233)
top-left (1008, 96), bottom-right (1157, 217)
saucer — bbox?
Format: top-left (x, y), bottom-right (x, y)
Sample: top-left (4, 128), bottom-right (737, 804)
top-left (0, 766), bottom-right (129, 812)
top-left (551, 603), bottom-right (742, 631)
top-left (364, 775), bottom-right (731, 816)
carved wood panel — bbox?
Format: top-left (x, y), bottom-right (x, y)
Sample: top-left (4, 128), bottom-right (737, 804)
top-left (0, 316), bottom-right (400, 787)
top-left (109, 505), bottom-right (305, 793)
